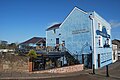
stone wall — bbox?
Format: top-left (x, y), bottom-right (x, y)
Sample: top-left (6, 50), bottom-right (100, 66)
top-left (0, 54), bottom-right (29, 72)
top-left (0, 53), bottom-right (84, 73)
top-left (33, 64), bottom-right (84, 73)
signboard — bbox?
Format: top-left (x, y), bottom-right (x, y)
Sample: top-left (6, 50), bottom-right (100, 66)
top-left (72, 29), bottom-right (89, 34)
top-left (96, 26), bottom-right (110, 38)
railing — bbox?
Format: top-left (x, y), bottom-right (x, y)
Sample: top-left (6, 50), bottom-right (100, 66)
top-left (46, 46), bottom-right (60, 52)
top-left (61, 46), bottom-right (80, 65)
top-left (62, 46), bottom-right (81, 58)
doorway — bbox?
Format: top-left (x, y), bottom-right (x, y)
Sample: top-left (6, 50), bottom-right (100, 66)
top-left (56, 38), bottom-right (59, 45)
top-left (98, 54), bottom-right (100, 68)
top-left (82, 54), bottom-right (92, 69)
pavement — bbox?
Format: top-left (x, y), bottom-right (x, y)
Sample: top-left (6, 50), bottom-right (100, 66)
top-left (0, 60), bottom-right (120, 80)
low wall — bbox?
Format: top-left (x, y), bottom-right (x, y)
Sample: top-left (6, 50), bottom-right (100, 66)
top-left (0, 54), bottom-right (29, 72)
top-left (33, 64), bottom-right (84, 73)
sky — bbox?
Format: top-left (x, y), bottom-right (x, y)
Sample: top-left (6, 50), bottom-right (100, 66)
top-left (0, 0), bottom-right (120, 43)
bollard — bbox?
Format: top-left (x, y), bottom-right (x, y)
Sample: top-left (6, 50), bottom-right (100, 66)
top-left (106, 65), bottom-right (109, 77)
top-left (93, 64), bottom-right (95, 74)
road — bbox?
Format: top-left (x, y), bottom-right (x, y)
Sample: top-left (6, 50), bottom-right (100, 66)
top-left (0, 60), bottom-right (120, 80)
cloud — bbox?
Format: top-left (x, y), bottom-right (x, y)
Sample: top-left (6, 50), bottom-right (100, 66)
top-left (109, 20), bottom-right (120, 28)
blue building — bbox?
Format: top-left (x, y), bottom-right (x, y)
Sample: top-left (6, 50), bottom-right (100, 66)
top-left (46, 7), bottom-right (112, 69)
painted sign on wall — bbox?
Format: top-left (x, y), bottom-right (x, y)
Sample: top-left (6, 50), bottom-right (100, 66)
top-left (96, 26), bottom-right (110, 38)
top-left (72, 29), bottom-right (89, 34)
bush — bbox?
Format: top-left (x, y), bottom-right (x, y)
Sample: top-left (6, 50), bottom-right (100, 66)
top-left (27, 49), bottom-right (37, 62)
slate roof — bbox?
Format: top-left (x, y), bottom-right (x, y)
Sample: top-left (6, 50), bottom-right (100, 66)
top-left (20, 37), bottom-right (46, 45)
top-left (112, 39), bottom-right (120, 45)
top-left (46, 23), bottom-right (61, 31)
top-left (112, 39), bottom-right (120, 51)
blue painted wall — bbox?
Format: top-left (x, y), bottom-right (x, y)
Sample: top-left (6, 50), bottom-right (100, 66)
top-left (60, 7), bottom-right (92, 60)
top-left (46, 7), bottom-right (112, 69)
top-left (46, 28), bottom-right (60, 47)
top-left (93, 12), bottom-right (112, 68)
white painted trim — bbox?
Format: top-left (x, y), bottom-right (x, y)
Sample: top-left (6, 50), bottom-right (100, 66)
top-left (59, 7), bottom-right (88, 28)
top-left (93, 19), bottom-right (97, 69)
top-left (93, 12), bottom-right (111, 29)
top-left (89, 12), bottom-right (97, 68)
top-left (90, 13), bottom-right (94, 69)
top-left (94, 16), bottom-right (111, 29)
top-left (75, 7), bottom-right (88, 14)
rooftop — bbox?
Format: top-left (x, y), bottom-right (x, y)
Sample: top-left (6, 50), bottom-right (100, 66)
top-left (46, 23), bottom-right (61, 31)
top-left (20, 37), bottom-right (46, 45)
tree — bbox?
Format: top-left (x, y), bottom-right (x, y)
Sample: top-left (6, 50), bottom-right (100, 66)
top-left (8, 43), bottom-right (18, 49)
top-left (0, 44), bottom-right (7, 49)
top-left (27, 49), bottom-right (37, 62)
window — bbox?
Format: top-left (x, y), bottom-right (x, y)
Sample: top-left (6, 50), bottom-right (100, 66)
top-left (53, 29), bottom-right (56, 34)
top-left (56, 38), bottom-right (59, 44)
top-left (62, 41), bottom-right (65, 46)
top-left (98, 23), bottom-right (103, 47)
top-left (98, 23), bottom-right (101, 30)
top-left (98, 36), bottom-right (104, 48)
